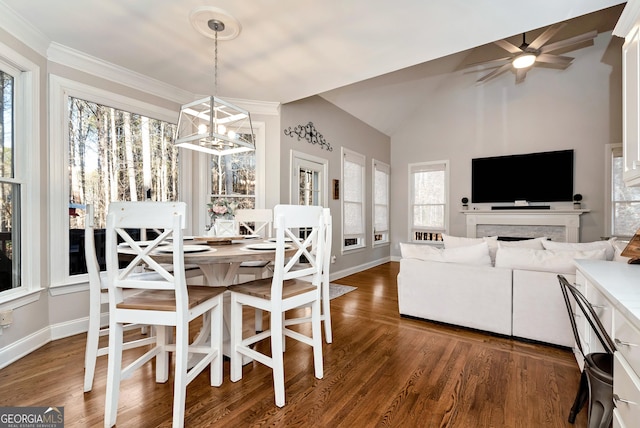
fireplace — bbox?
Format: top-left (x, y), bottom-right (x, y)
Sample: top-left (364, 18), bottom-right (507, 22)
top-left (463, 209), bottom-right (588, 242)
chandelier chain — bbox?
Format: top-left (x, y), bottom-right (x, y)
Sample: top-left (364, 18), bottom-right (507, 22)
top-left (214, 29), bottom-right (218, 96)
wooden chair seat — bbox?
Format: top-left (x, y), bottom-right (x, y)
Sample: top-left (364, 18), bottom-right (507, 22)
top-left (117, 286), bottom-right (226, 311)
top-left (228, 279), bottom-right (315, 300)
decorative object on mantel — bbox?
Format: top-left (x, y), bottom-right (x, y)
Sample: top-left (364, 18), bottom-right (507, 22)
top-left (621, 227), bottom-right (640, 264)
top-left (174, 7), bottom-right (255, 157)
top-left (461, 197), bottom-right (469, 210)
top-left (573, 193), bottom-right (583, 209)
top-left (284, 122), bottom-right (333, 151)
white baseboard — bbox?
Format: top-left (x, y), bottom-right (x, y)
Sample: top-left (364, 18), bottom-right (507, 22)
top-left (0, 317), bottom-right (89, 370)
top-left (329, 256), bottom-right (391, 281)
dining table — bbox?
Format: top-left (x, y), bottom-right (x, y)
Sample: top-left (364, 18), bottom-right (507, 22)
top-left (118, 235), bottom-right (295, 363)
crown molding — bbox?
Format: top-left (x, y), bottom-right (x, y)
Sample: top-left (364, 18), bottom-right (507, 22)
top-left (47, 42), bottom-right (193, 104)
top-left (0, 1), bottom-right (49, 56)
top-left (613, 1), bottom-right (640, 37)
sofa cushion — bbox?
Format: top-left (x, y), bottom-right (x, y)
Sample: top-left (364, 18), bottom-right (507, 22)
top-left (442, 234), bottom-right (499, 264)
top-left (497, 237), bottom-right (548, 250)
top-left (541, 238), bottom-right (616, 261)
top-left (400, 242), bottom-right (492, 266)
top-left (494, 247), bottom-right (607, 274)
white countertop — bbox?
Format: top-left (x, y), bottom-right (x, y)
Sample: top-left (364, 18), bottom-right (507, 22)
top-left (575, 259), bottom-right (640, 332)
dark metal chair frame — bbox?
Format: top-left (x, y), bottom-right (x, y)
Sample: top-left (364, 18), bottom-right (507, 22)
top-left (558, 274), bottom-right (615, 428)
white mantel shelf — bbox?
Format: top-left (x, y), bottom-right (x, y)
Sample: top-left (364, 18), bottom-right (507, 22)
top-left (462, 209), bottom-right (590, 242)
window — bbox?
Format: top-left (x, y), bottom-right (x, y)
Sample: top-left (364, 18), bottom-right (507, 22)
top-left (372, 159), bottom-right (389, 245)
top-left (210, 140), bottom-right (256, 213)
top-left (342, 148), bottom-right (365, 251)
top-left (409, 161), bottom-right (449, 242)
top-left (0, 43), bottom-right (40, 304)
top-left (50, 76), bottom-right (179, 287)
top-left (66, 97), bottom-right (179, 274)
top-left (607, 144), bottom-right (640, 238)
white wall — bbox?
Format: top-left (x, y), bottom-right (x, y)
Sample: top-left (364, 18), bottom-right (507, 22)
top-left (390, 32), bottom-right (623, 257)
top-left (281, 96), bottom-right (391, 276)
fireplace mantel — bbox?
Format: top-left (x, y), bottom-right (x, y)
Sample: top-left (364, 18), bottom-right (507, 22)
top-left (462, 209), bottom-right (590, 242)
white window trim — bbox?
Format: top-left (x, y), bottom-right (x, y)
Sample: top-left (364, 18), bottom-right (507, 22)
top-left (604, 143), bottom-right (619, 237)
top-left (48, 75), bottom-right (180, 291)
top-left (341, 148), bottom-right (366, 253)
top-left (408, 160), bottom-right (450, 242)
top-left (0, 42), bottom-right (42, 309)
top-left (289, 150), bottom-right (329, 207)
top-left (372, 159), bottom-right (390, 247)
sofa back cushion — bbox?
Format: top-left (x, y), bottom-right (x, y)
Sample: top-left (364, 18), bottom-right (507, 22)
top-left (497, 236), bottom-right (548, 250)
top-left (442, 234), bottom-right (499, 264)
top-left (494, 247), bottom-right (607, 274)
top-left (400, 242), bottom-right (492, 266)
top-left (541, 238), bottom-right (616, 261)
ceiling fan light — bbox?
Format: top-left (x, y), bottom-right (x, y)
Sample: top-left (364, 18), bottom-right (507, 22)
top-left (512, 53), bottom-right (536, 69)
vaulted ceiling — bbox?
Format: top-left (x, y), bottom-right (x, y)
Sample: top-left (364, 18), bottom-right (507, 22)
top-left (0, 0), bottom-right (626, 135)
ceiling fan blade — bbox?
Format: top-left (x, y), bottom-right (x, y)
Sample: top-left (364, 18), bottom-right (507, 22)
top-left (494, 39), bottom-right (522, 54)
top-left (460, 56), bottom-right (511, 71)
top-left (515, 68), bottom-right (527, 84)
top-left (540, 30), bottom-right (597, 53)
top-left (535, 53), bottom-right (573, 66)
top-left (528, 23), bottom-right (566, 50)
top-left (477, 62), bottom-right (512, 83)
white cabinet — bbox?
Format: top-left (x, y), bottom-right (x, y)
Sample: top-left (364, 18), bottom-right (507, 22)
top-left (575, 259), bottom-right (640, 428)
top-left (615, 1), bottom-right (640, 187)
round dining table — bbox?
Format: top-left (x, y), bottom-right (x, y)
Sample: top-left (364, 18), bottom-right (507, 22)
top-left (118, 236), bottom-right (294, 364)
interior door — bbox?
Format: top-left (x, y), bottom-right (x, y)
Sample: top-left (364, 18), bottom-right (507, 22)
top-left (291, 151), bottom-right (328, 207)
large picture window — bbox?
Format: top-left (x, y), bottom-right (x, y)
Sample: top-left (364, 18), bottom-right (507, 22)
top-left (409, 161), bottom-right (449, 242)
top-left (67, 97), bottom-right (179, 274)
top-left (49, 76), bottom-right (180, 287)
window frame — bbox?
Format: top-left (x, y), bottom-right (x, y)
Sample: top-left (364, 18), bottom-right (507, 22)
top-left (49, 75), bottom-right (183, 292)
top-left (341, 148), bottom-right (366, 252)
top-left (605, 143), bottom-right (640, 238)
top-left (408, 160), bottom-right (449, 243)
top-left (372, 159), bottom-right (390, 247)
top-left (0, 42), bottom-right (41, 308)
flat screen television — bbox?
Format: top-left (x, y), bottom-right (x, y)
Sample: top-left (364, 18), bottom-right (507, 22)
top-left (471, 149), bottom-right (574, 203)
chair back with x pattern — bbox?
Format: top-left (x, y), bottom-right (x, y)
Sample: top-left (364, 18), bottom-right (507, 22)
top-left (229, 204), bottom-right (325, 407)
top-left (104, 201), bottom-right (224, 428)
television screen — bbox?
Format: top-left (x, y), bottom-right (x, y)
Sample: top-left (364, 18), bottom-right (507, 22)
top-left (471, 150), bottom-right (574, 203)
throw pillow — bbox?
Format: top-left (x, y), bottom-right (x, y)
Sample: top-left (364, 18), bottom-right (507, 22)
top-left (494, 247), bottom-right (607, 274)
top-left (442, 234), bottom-right (499, 264)
top-left (497, 236), bottom-right (548, 250)
top-left (400, 242), bottom-right (492, 266)
top-left (541, 239), bottom-right (616, 261)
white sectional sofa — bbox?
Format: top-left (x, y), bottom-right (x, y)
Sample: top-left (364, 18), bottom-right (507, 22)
top-left (397, 236), bottom-right (625, 347)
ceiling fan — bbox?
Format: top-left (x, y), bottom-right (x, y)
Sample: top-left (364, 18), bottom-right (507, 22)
top-left (470, 23), bottom-right (597, 84)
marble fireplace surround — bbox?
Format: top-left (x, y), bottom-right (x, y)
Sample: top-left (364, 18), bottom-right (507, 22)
top-left (463, 209), bottom-right (589, 243)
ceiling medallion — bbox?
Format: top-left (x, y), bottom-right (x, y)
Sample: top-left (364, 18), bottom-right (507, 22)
top-left (284, 122), bottom-right (333, 151)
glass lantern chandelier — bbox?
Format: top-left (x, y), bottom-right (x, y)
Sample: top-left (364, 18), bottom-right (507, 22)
top-left (174, 18), bottom-right (255, 156)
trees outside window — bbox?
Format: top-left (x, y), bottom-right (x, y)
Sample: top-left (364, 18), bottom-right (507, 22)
top-left (67, 97), bottom-right (178, 274)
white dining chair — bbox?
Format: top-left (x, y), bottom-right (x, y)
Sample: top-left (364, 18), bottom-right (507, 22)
top-left (228, 204), bottom-right (326, 407)
top-left (234, 208), bottom-right (273, 331)
top-left (83, 204), bottom-right (156, 393)
top-left (284, 208), bottom-right (333, 343)
top-left (103, 201), bottom-right (224, 428)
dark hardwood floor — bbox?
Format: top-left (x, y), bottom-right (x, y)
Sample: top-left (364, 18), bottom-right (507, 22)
top-left (0, 262), bottom-right (586, 427)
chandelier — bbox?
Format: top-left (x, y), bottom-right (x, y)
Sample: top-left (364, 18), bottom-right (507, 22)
top-left (174, 10), bottom-right (255, 157)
